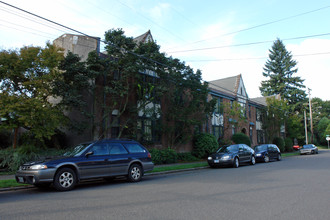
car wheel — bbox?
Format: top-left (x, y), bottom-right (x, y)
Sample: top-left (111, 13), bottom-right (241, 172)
top-left (128, 164), bottom-right (143, 182)
top-left (264, 155), bottom-right (270, 163)
top-left (53, 168), bottom-right (76, 191)
top-left (277, 154), bottom-right (282, 161)
top-left (250, 156), bottom-right (256, 165)
top-left (233, 157), bottom-right (239, 168)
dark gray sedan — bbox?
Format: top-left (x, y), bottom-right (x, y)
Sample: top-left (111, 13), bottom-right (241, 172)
top-left (300, 144), bottom-right (318, 155)
top-left (207, 144), bottom-right (255, 168)
top-left (15, 139), bottom-right (154, 191)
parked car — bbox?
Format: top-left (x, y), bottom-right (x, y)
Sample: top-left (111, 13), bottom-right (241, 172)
top-left (293, 145), bottom-right (300, 150)
top-left (15, 139), bottom-right (154, 191)
top-left (300, 144), bottom-right (318, 155)
top-left (207, 144), bottom-right (255, 168)
top-left (254, 144), bottom-right (281, 163)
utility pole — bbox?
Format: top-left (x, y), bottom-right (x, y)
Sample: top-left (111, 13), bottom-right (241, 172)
top-left (308, 88), bottom-right (314, 144)
top-left (304, 110), bottom-right (308, 144)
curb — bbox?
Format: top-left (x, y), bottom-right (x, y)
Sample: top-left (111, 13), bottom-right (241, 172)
top-left (0, 166), bottom-right (209, 192)
top-left (145, 166), bottom-right (209, 176)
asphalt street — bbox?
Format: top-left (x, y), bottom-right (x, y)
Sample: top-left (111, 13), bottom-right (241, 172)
top-left (1, 150), bottom-right (330, 220)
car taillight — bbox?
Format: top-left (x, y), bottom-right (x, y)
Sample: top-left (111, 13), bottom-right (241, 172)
top-left (148, 152), bottom-right (151, 158)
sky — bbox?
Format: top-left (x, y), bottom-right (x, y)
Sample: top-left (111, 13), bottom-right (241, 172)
top-left (1, 0), bottom-right (329, 101)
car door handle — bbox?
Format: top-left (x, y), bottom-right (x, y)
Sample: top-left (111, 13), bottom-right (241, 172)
top-left (104, 159), bottom-right (109, 161)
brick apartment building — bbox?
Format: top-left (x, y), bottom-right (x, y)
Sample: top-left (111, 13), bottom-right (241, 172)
top-left (53, 31), bottom-right (270, 150)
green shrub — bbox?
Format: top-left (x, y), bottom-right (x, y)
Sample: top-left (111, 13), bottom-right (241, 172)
top-left (0, 146), bottom-right (65, 172)
top-left (177, 152), bottom-right (199, 162)
top-left (284, 137), bottom-right (293, 152)
top-left (273, 137), bottom-right (285, 152)
top-left (0, 146), bottom-right (38, 172)
top-left (192, 133), bottom-right (218, 159)
top-left (218, 138), bottom-right (233, 147)
top-left (149, 148), bottom-right (178, 165)
top-left (231, 133), bottom-right (251, 146)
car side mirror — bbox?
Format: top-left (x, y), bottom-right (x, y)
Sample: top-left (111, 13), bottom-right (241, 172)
top-left (85, 151), bottom-right (94, 157)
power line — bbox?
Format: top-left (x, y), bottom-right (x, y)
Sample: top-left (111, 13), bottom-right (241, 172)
top-left (0, 1), bottom-right (99, 41)
top-left (186, 52), bottom-right (330, 62)
top-left (115, 0), bottom-right (186, 42)
top-left (169, 33), bottom-right (330, 54)
top-left (0, 1), bottom-right (326, 103)
top-left (168, 5), bottom-right (330, 50)
top-left (0, 6), bottom-right (68, 33)
top-left (0, 18), bottom-right (58, 38)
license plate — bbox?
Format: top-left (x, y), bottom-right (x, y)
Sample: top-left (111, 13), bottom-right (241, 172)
top-left (214, 160), bottom-right (219, 163)
top-left (18, 177), bottom-right (24, 183)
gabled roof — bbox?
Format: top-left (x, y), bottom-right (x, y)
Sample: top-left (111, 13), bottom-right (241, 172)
top-left (134, 30), bottom-right (154, 44)
top-left (208, 74), bottom-right (248, 99)
top-left (250, 94), bottom-right (281, 106)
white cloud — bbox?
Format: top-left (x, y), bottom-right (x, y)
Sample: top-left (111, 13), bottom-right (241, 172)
top-left (287, 39), bottom-right (330, 100)
top-left (148, 3), bottom-right (171, 22)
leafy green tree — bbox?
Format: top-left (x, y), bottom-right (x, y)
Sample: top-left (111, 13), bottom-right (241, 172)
top-left (0, 44), bottom-right (65, 148)
top-left (93, 28), bottom-right (146, 139)
top-left (286, 114), bottom-right (305, 144)
top-left (159, 57), bottom-right (214, 148)
top-left (263, 97), bottom-right (289, 143)
top-left (260, 39), bottom-right (307, 110)
top-left (317, 117), bottom-right (330, 145)
top-left (221, 101), bottom-right (247, 136)
top-left (52, 51), bottom-right (98, 134)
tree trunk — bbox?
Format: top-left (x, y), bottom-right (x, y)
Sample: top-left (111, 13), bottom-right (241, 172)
top-left (13, 127), bottom-right (18, 149)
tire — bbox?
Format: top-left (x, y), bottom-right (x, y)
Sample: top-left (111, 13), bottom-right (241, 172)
top-left (277, 154), bottom-right (282, 161)
top-left (127, 164), bottom-right (143, 182)
top-left (264, 155), bottom-right (270, 163)
top-left (250, 156), bottom-right (256, 165)
top-left (53, 168), bottom-right (76, 191)
top-left (233, 157), bottom-right (239, 168)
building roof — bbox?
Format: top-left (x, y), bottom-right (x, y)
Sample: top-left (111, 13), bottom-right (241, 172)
top-left (250, 94), bottom-right (281, 106)
top-left (133, 30), bottom-right (154, 44)
top-left (208, 74), bottom-right (249, 99)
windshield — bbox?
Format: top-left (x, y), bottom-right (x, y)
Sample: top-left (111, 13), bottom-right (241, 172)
top-left (255, 145), bottom-right (267, 152)
top-left (63, 143), bottom-right (92, 157)
top-left (217, 145), bottom-right (239, 153)
top-left (302, 145), bottom-right (312, 149)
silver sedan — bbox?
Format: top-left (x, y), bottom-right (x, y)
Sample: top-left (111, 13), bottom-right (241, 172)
top-left (300, 144), bottom-right (318, 155)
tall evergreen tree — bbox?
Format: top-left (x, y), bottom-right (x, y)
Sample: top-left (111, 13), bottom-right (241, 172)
top-left (260, 39), bottom-right (307, 110)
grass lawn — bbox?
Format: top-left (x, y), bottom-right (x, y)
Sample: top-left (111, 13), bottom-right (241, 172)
top-left (149, 162), bottom-right (208, 173)
top-left (0, 179), bottom-right (28, 188)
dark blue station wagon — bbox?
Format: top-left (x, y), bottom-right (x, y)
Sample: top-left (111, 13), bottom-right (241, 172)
top-left (15, 139), bottom-right (154, 191)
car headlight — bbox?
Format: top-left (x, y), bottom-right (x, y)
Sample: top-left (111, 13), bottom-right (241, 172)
top-left (222, 155), bottom-right (231, 160)
top-left (256, 153), bottom-right (261, 156)
top-left (208, 157), bottom-right (212, 160)
top-left (30, 164), bottom-right (48, 170)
